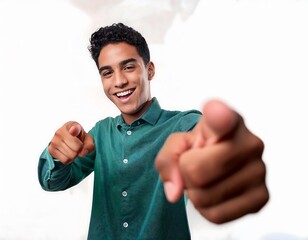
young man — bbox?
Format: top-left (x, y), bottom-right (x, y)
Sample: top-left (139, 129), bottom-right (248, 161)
top-left (38, 23), bottom-right (269, 239)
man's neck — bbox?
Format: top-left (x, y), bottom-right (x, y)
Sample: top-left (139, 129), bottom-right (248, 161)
top-left (122, 99), bottom-right (153, 125)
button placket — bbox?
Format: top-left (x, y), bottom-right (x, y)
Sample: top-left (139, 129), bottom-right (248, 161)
top-left (121, 126), bottom-right (133, 231)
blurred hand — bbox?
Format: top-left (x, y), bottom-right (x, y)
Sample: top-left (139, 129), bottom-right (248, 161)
top-left (155, 100), bottom-right (269, 224)
top-left (48, 121), bottom-right (95, 164)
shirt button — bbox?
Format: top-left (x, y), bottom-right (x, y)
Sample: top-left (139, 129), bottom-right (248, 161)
top-left (123, 222), bottom-right (128, 228)
top-left (126, 130), bottom-right (132, 135)
top-left (123, 159), bottom-right (128, 164)
top-left (122, 191), bottom-right (127, 197)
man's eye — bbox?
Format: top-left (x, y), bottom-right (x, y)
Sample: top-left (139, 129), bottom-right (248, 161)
top-left (124, 65), bottom-right (135, 71)
top-left (102, 71), bottom-right (112, 77)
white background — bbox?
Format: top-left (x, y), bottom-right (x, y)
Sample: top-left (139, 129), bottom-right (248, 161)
top-left (1, 0), bottom-right (308, 239)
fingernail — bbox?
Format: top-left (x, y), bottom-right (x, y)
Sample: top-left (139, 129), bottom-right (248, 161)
top-left (79, 149), bottom-right (89, 157)
top-left (164, 181), bottom-right (177, 203)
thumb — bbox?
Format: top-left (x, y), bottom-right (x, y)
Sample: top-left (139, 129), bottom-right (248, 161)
top-left (79, 133), bottom-right (95, 157)
top-left (163, 167), bottom-right (183, 203)
top-left (199, 99), bottom-right (238, 145)
top-left (155, 133), bottom-right (192, 202)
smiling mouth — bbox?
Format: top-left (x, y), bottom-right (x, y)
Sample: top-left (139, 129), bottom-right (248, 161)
top-left (115, 89), bottom-right (134, 98)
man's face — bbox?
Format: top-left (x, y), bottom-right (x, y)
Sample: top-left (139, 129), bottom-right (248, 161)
top-left (98, 42), bottom-right (154, 124)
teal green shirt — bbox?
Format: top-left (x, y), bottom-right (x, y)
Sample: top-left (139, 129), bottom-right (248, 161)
top-left (38, 98), bottom-right (202, 240)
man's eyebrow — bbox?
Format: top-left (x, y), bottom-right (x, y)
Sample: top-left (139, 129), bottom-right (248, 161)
top-left (98, 58), bottom-right (137, 74)
top-left (98, 65), bottom-right (111, 74)
top-left (120, 58), bottom-right (137, 66)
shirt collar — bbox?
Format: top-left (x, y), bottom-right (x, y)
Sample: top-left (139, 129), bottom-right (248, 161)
top-left (141, 97), bottom-right (161, 125)
top-left (115, 97), bottom-right (161, 128)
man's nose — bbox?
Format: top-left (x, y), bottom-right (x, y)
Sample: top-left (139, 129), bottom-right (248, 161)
top-left (115, 71), bottom-right (128, 88)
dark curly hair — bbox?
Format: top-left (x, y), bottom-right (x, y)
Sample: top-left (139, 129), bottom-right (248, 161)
top-left (88, 23), bottom-right (150, 69)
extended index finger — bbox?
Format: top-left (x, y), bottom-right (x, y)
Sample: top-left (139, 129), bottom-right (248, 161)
top-left (194, 99), bottom-right (239, 145)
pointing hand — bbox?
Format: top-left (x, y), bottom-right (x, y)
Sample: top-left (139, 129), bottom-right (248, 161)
top-left (48, 121), bottom-right (95, 164)
top-left (155, 100), bottom-right (269, 223)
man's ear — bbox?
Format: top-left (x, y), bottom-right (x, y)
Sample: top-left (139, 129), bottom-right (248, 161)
top-left (147, 62), bottom-right (155, 80)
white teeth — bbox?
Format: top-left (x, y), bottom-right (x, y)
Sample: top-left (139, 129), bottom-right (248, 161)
top-left (116, 90), bottom-right (133, 97)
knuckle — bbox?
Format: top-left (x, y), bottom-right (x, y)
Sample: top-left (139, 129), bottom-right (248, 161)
top-left (256, 160), bottom-right (267, 180)
top-left (192, 196), bottom-right (211, 209)
top-left (249, 133), bottom-right (264, 155)
top-left (200, 208), bottom-right (225, 224)
top-left (248, 159), bottom-right (267, 181)
top-left (252, 186), bottom-right (270, 213)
